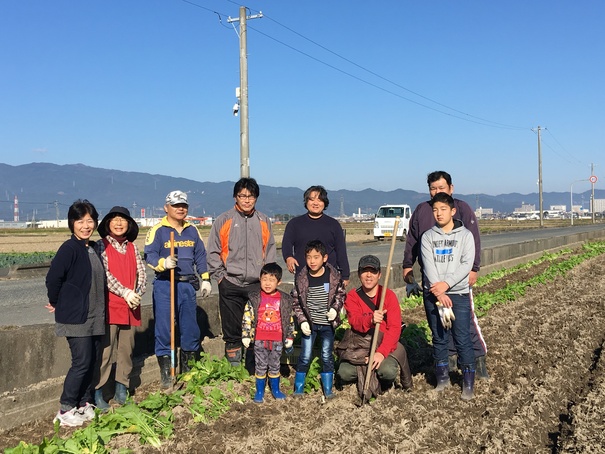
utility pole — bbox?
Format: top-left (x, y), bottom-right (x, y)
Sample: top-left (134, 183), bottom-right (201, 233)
top-left (535, 126), bottom-right (544, 228)
top-left (228, 7), bottom-right (263, 178)
top-left (54, 200), bottom-right (60, 228)
top-left (589, 163), bottom-right (598, 224)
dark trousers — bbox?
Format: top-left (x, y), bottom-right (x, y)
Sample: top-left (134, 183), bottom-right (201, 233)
top-left (61, 335), bottom-right (102, 409)
top-left (153, 279), bottom-right (199, 356)
top-left (448, 288), bottom-right (487, 357)
top-left (424, 293), bottom-right (475, 367)
top-left (218, 279), bottom-right (260, 345)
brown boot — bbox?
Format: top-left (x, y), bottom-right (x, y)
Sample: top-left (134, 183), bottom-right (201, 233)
top-left (399, 349), bottom-right (414, 391)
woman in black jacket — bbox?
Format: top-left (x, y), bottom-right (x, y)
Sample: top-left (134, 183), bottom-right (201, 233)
top-left (45, 199), bottom-right (105, 427)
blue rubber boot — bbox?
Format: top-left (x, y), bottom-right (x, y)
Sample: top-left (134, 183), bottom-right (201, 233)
top-left (254, 376), bottom-right (266, 404)
top-left (114, 382), bottom-right (128, 405)
top-left (320, 372), bottom-right (334, 399)
top-left (94, 388), bottom-right (109, 411)
top-left (269, 375), bottom-right (286, 400)
top-left (293, 372), bottom-right (306, 397)
top-left (434, 363), bottom-right (450, 391)
top-left (461, 365), bottom-right (476, 401)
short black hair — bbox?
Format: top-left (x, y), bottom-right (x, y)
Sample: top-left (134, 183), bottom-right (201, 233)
top-left (303, 185), bottom-right (329, 209)
top-left (429, 192), bottom-right (455, 208)
top-left (260, 262), bottom-right (282, 281)
top-left (305, 239), bottom-right (327, 256)
top-left (233, 177), bottom-right (260, 198)
top-left (67, 199), bottom-right (99, 233)
top-left (427, 171), bottom-right (452, 187)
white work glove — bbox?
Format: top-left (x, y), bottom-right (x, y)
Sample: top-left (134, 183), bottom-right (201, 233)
top-left (200, 280), bottom-right (212, 298)
top-left (326, 308), bottom-right (337, 321)
top-left (437, 304), bottom-right (455, 330)
top-left (123, 289), bottom-right (141, 309)
top-left (242, 338), bottom-right (251, 349)
top-left (164, 255), bottom-right (178, 270)
top-left (284, 339), bottom-right (293, 349)
top-left (300, 321), bottom-right (311, 336)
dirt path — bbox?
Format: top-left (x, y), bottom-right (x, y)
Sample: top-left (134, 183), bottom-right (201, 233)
top-left (2, 251), bottom-right (605, 453)
top-left (146, 252), bottom-right (605, 452)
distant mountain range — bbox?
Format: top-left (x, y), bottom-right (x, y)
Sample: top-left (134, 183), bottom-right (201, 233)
top-left (0, 163), bottom-right (602, 221)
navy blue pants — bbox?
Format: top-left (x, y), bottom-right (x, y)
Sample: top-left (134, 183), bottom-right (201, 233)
top-left (153, 279), bottom-right (199, 356)
top-left (424, 293), bottom-right (475, 367)
top-left (448, 288), bottom-right (487, 357)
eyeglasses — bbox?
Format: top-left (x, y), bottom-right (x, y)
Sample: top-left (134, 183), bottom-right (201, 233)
top-left (236, 193), bottom-right (256, 200)
top-left (110, 216), bottom-right (127, 224)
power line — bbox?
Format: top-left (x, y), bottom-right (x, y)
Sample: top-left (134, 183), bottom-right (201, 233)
top-left (544, 128), bottom-right (585, 165)
top-left (261, 13), bottom-right (527, 131)
top-left (178, 1), bottom-right (529, 130)
top-left (250, 25), bottom-right (528, 130)
top-left (531, 128), bottom-right (584, 166)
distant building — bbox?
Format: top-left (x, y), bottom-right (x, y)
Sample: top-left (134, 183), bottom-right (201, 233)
top-left (475, 207), bottom-right (493, 219)
top-left (514, 203), bottom-right (535, 213)
top-left (591, 199), bottom-right (605, 213)
top-left (0, 221), bottom-right (29, 229)
top-left (351, 208), bottom-right (374, 222)
top-left (550, 205), bottom-right (566, 212)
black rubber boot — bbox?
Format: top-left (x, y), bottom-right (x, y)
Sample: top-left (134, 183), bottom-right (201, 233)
top-left (461, 365), bottom-right (476, 401)
top-left (157, 355), bottom-right (172, 389)
top-left (434, 363), bottom-right (450, 391)
top-left (475, 355), bottom-right (490, 380)
top-left (225, 343), bottom-right (242, 367)
top-left (244, 345), bottom-right (256, 375)
top-left (180, 350), bottom-right (200, 374)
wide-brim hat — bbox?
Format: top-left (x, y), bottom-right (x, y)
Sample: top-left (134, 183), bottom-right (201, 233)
top-left (98, 206), bottom-right (139, 242)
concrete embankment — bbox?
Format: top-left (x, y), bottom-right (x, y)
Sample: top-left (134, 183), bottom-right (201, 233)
top-left (2, 227), bottom-right (605, 431)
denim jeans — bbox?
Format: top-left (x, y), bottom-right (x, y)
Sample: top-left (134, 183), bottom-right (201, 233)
top-left (61, 335), bottom-right (102, 410)
top-left (297, 324), bottom-right (335, 373)
top-left (424, 293), bottom-right (474, 367)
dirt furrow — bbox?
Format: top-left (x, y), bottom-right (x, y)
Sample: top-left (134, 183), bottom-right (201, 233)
top-left (3, 251), bottom-right (605, 453)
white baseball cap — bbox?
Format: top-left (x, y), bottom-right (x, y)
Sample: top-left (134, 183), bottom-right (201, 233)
top-left (165, 190), bottom-right (188, 206)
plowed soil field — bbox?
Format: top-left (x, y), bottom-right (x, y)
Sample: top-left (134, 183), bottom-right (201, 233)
top-left (2, 248), bottom-right (605, 453)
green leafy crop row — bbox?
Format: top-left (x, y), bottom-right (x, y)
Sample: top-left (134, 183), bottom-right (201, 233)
top-left (0, 252), bottom-right (55, 268)
top-left (5, 354), bottom-right (250, 454)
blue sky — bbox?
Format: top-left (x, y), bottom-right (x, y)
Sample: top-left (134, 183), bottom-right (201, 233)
top-left (1, 1), bottom-right (603, 196)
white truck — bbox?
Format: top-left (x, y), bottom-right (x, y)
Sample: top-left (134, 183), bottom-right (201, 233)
top-left (373, 204), bottom-right (412, 241)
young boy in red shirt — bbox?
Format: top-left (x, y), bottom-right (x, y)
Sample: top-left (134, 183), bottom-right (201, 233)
top-left (242, 263), bottom-right (295, 403)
